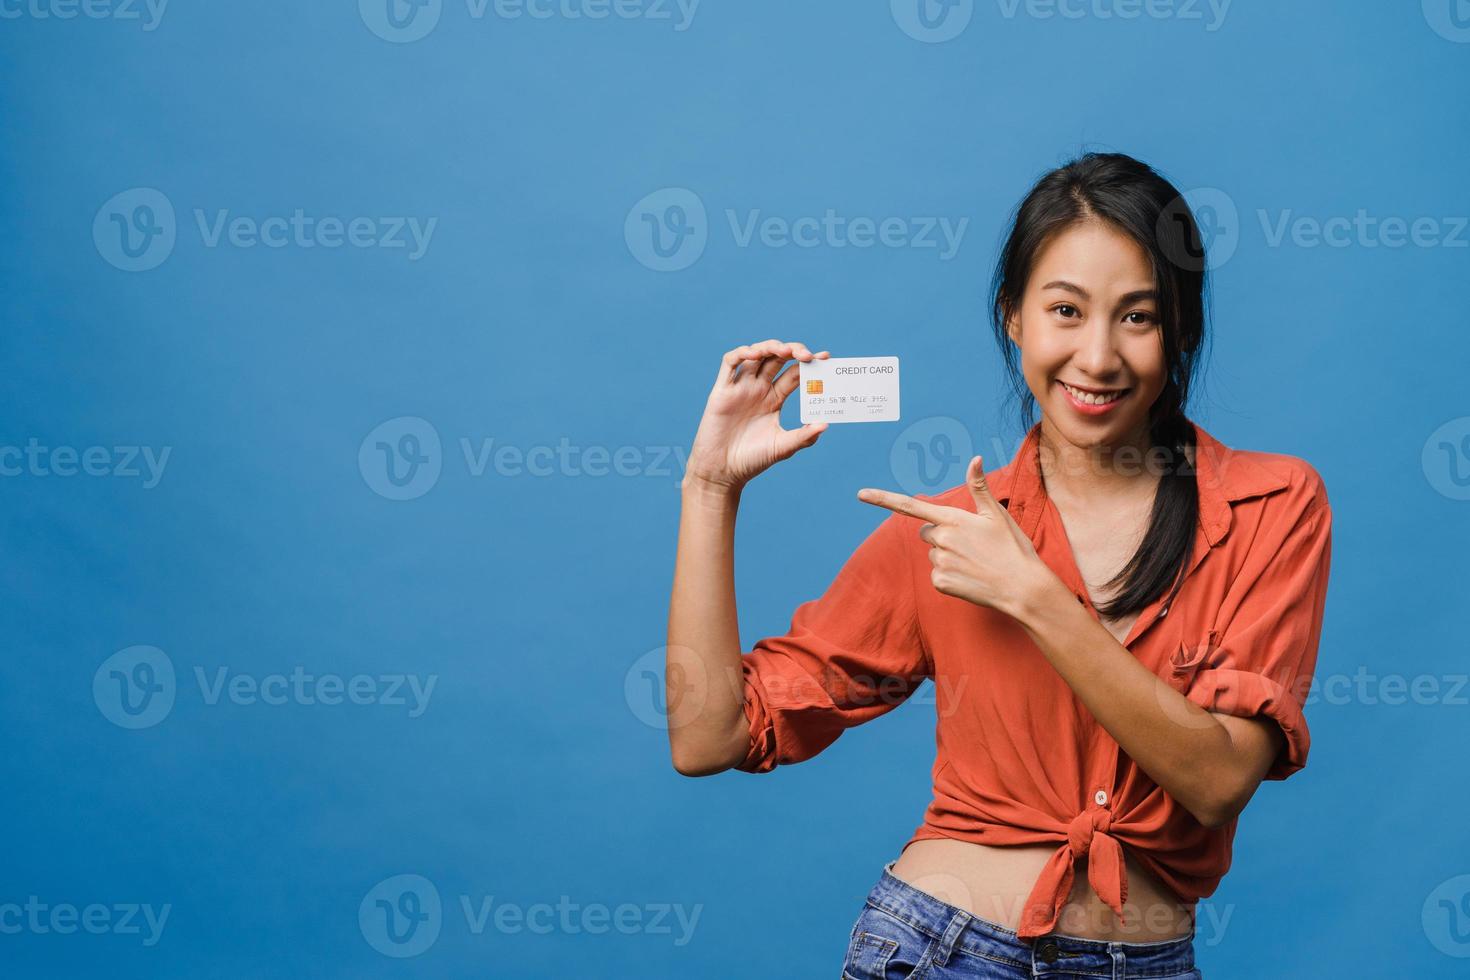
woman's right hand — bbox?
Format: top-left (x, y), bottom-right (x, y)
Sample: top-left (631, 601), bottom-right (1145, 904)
top-left (683, 339), bottom-right (831, 494)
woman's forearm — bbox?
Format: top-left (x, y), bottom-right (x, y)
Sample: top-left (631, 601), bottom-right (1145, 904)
top-left (665, 478), bottom-right (752, 775)
top-left (1010, 578), bottom-right (1242, 827)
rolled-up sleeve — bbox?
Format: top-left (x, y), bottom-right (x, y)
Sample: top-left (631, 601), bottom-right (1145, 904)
top-left (1176, 474), bottom-right (1333, 781)
top-left (736, 509), bottom-right (931, 774)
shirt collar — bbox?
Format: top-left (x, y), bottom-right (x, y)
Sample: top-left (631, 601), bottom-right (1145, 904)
top-left (989, 419), bottom-right (1291, 547)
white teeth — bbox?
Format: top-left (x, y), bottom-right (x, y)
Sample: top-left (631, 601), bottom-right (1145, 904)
top-left (1062, 382), bottom-right (1125, 406)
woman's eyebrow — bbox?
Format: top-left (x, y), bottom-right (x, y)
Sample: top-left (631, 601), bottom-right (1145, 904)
top-left (1040, 279), bottom-right (1088, 297)
top-left (1040, 280), bottom-right (1158, 305)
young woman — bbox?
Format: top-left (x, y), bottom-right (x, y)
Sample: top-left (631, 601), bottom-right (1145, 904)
top-left (665, 152), bottom-right (1332, 979)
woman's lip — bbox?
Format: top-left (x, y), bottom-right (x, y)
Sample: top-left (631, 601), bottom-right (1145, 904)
top-left (1059, 380), bottom-right (1129, 395)
top-left (1058, 380), bottom-right (1129, 414)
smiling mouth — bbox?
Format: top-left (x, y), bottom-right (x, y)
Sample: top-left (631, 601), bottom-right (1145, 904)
top-left (1059, 380), bottom-right (1130, 406)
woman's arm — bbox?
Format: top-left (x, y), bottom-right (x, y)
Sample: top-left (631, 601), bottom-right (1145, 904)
top-left (858, 457), bottom-right (1331, 827)
top-left (665, 478), bottom-right (750, 775)
top-left (1011, 578), bottom-right (1282, 828)
top-left (664, 339), bottom-right (830, 776)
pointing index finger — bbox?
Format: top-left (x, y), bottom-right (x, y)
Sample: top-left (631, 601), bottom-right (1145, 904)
top-left (856, 488), bottom-right (951, 524)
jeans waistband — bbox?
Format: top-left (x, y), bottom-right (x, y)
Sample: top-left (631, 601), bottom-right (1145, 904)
top-left (866, 859), bottom-right (1197, 978)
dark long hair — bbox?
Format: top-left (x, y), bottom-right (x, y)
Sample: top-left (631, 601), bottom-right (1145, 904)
top-left (988, 151), bottom-right (1211, 621)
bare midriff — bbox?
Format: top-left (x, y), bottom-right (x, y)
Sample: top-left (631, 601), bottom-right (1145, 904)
top-left (888, 836), bottom-right (1196, 942)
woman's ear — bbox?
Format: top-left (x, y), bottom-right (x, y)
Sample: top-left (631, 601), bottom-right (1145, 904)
top-left (1004, 308), bottom-right (1021, 346)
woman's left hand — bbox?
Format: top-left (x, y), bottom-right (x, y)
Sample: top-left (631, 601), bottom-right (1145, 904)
top-left (857, 455), bottom-right (1061, 619)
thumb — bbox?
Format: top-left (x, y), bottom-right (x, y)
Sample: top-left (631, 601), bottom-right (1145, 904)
top-left (775, 421), bottom-right (827, 459)
top-left (967, 455), bottom-right (995, 512)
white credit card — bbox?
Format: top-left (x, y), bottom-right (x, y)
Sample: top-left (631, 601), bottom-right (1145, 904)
top-left (799, 356), bottom-right (900, 424)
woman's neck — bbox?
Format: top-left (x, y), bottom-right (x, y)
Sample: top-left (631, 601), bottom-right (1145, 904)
top-left (1035, 415), bottom-right (1161, 509)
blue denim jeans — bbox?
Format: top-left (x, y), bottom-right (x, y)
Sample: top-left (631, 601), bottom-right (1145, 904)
top-left (840, 860), bottom-right (1202, 979)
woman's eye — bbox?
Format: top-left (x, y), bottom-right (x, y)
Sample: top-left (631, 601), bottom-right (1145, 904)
top-left (1125, 311), bottom-right (1157, 325)
top-left (1052, 304), bottom-right (1080, 319)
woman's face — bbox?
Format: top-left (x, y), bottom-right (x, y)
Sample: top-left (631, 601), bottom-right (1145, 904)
top-left (1006, 219), bottom-right (1167, 452)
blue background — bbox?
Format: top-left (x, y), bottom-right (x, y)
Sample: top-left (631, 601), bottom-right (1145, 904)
top-left (3, 1), bottom-right (1469, 976)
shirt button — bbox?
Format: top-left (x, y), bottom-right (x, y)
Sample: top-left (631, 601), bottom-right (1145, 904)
top-left (1094, 789), bottom-right (1108, 806)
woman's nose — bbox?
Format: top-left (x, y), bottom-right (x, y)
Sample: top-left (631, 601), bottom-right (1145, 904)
top-left (1072, 322), bottom-right (1124, 376)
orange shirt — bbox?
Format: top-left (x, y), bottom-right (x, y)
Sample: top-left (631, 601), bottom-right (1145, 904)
top-left (735, 418), bottom-right (1333, 941)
